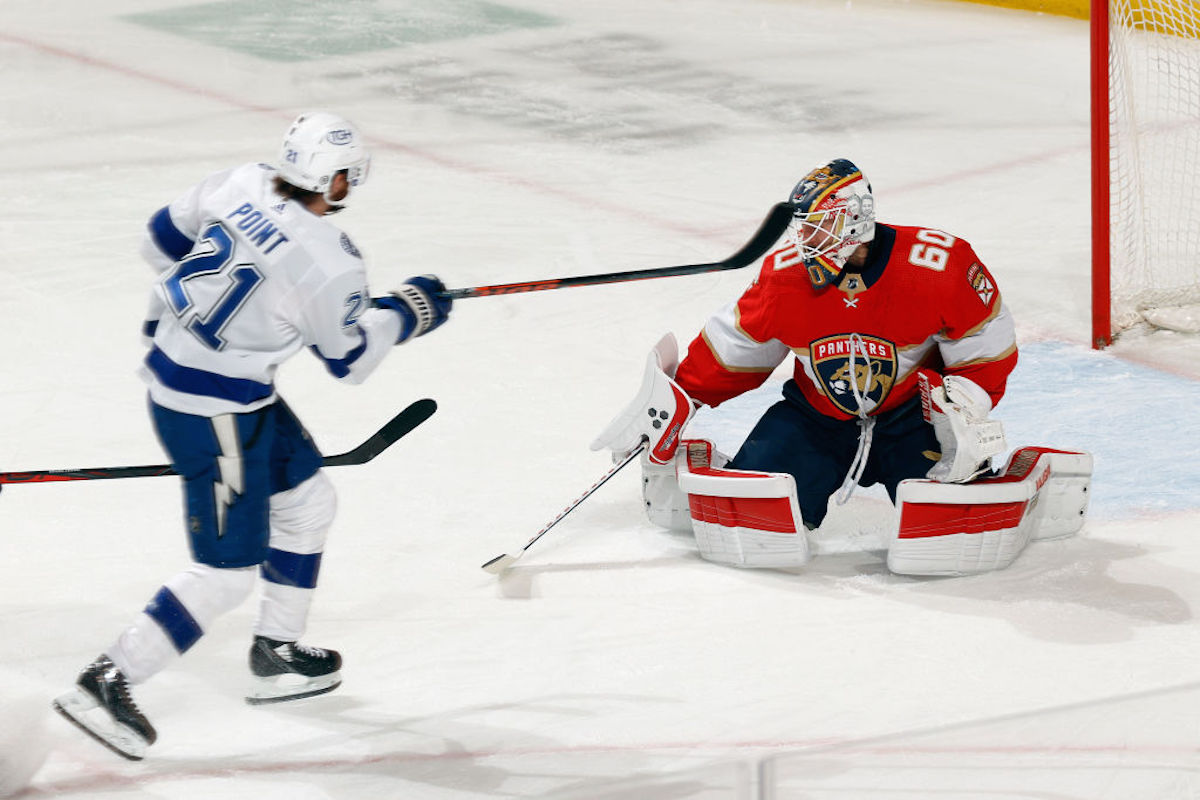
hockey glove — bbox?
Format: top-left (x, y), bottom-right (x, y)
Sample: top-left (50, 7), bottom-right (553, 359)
top-left (591, 333), bottom-right (695, 465)
top-left (918, 369), bottom-right (1007, 483)
top-left (373, 275), bottom-right (452, 344)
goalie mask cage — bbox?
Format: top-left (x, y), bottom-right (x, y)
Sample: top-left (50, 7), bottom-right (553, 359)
top-left (1091, 0), bottom-right (1200, 347)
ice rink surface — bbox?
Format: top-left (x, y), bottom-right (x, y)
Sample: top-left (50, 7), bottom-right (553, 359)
top-left (2, 0), bottom-right (1199, 797)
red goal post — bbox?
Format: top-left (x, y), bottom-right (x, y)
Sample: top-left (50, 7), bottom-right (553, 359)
top-left (1092, 0), bottom-right (1200, 347)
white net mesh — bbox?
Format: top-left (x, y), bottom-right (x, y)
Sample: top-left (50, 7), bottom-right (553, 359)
top-left (1107, 0), bottom-right (1200, 334)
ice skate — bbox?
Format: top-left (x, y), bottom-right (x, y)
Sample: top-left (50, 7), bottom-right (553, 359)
top-left (52, 655), bottom-right (156, 760)
top-left (246, 636), bottom-right (342, 705)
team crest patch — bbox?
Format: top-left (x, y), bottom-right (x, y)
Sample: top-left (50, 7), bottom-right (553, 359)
top-left (967, 262), bottom-right (995, 306)
top-left (810, 334), bottom-right (897, 415)
top-left (340, 232), bottom-right (362, 259)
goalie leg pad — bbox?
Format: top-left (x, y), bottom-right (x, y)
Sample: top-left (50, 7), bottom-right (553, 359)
top-left (642, 439), bottom-right (729, 532)
top-left (641, 451), bottom-right (691, 532)
top-left (887, 447), bottom-right (1092, 576)
top-left (679, 441), bottom-right (811, 569)
top-left (1004, 448), bottom-right (1092, 541)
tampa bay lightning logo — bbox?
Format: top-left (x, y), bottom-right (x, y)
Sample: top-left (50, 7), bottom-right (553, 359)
top-left (340, 233), bottom-right (361, 258)
top-left (810, 333), bottom-right (897, 415)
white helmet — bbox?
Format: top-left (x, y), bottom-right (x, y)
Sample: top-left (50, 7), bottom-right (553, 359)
top-left (786, 158), bottom-right (875, 288)
top-left (276, 111), bottom-right (371, 209)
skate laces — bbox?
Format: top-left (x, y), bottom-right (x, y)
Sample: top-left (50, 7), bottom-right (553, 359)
top-left (101, 663), bottom-right (143, 713)
top-left (274, 641), bottom-right (328, 661)
top-left (291, 642), bottom-right (328, 659)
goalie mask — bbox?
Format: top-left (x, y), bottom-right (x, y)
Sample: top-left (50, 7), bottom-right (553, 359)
top-left (786, 158), bottom-right (875, 288)
top-left (276, 111), bottom-right (371, 212)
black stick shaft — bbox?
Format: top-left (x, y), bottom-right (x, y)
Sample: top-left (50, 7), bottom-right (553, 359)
top-left (0, 399), bottom-right (436, 485)
top-left (444, 203), bottom-right (792, 300)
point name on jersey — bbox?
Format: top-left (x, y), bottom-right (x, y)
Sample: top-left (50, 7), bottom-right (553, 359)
top-left (228, 203), bottom-right (290, 255)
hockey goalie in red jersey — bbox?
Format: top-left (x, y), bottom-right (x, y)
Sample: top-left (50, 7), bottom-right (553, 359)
top-left (592, 158), bottom-right (1091, 576)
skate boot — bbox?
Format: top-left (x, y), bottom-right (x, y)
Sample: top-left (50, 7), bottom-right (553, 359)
top-left (52, 655), bottom-right (156, 760)
top-left (246, 635), bottom-right (342, 705)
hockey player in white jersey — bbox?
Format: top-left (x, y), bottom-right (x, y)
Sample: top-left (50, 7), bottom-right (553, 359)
top-left (52, 112), bottom-right (452, 760)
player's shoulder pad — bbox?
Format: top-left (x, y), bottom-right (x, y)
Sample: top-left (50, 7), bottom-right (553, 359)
top-left (755, 244), bottom-right (814, 292)
top-left (891, 225), bottom-right (984, 276)
top-left (900, 225), bottom-right (1000, 310)
top-left (763, 243), bottom-right (803, 273)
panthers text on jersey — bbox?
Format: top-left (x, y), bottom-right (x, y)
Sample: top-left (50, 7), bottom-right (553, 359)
top-left (138, 163), bottom-right (401, 416)
top-left (673, 223), bottom-right (1019, 420)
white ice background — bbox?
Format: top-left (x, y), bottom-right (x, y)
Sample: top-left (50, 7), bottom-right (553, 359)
top-left (2, 0), bottom-right (1199, 797)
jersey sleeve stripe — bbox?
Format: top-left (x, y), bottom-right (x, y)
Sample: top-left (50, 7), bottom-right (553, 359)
top-left (145, 346), bottom-right (274, 405)
top-left (701, 328), bottom-right (785, 372)
top-left (148, 206), bottom-right (196, 262)
top-left (938, 304), bottom-right (1017, 369)
top-left (308, 330), bottom-right (368, 379)
top-left (952, 294), bottom-right (1005, 340)
top-left (700, 303), bottom-right (791, 371)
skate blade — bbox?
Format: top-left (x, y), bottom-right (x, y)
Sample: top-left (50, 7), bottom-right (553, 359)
top-left (52, 689), bottom-right (149, 760)
top-left (245, 671), bottom-right (342, 706)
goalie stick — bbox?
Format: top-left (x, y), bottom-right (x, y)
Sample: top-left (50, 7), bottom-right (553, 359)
top-left (444, 203), bottom-right (793, 300)
top-left (482, 441), bottom-right (647, 574)
top-left (0, 398), bottom-right (437, 485)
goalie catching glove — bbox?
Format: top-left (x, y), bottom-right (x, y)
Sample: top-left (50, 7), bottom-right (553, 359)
top-left (591, 333), bottom-right (695, 465)
top-left (918, 369), bottom-right (1007, 483)
top-left (373, 275), bottom-right (453, 344)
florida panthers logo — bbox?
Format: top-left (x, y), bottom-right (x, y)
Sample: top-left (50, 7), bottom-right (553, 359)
top-left (810, 334), bottom-right (897, 415)
top-left (967, 262), bottom-right (996, 307)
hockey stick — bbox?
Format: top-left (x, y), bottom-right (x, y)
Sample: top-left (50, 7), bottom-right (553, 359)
top-left (0, 398), bottom-right (437, 485)
top-left (444, 203), bottom-right (793, 300)
top-left (481, 441), bottom-right (647, 574)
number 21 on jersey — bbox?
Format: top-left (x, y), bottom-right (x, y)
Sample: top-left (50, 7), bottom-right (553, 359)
top-left (163, 222), bottom-right (264, 350)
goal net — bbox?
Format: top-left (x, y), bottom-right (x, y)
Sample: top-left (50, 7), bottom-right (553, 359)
top-left (1093, 0), bottom-right (1200, 346)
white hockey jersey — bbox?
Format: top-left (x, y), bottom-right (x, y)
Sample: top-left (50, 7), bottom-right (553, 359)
top-left (139, 163), bottom-right (401, 416)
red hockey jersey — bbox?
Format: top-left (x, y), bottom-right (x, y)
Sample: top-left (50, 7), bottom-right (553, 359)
top-left (673, 223), bottom-right (1018, 420)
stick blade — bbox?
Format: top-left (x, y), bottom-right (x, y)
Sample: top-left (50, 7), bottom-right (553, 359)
top-left (322, 398), bottom-right (437, 467)
top-left (376, 398), bottom-right (437, 447)
top-left (481, 553), bottom-right (521, 574)
top-left (725, 202), bottom-right (794, 268)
